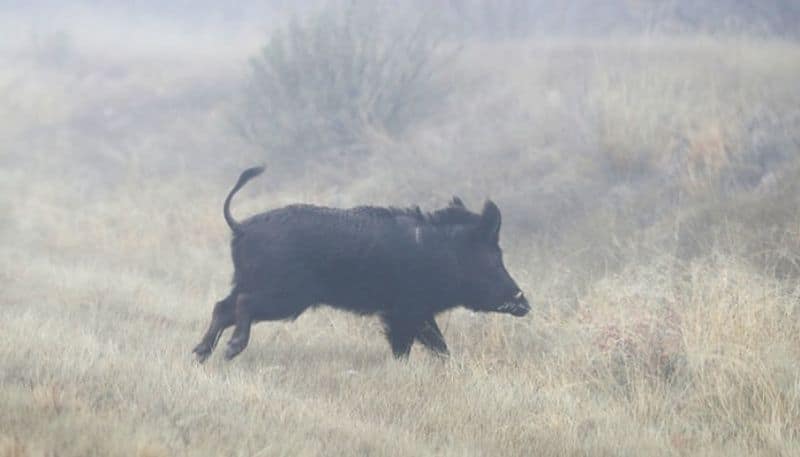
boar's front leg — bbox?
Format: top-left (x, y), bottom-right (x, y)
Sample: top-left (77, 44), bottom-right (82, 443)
top-left (382, 314), bottom-right (419, 359)
top-left (415, 317), bottom-right (449, 357)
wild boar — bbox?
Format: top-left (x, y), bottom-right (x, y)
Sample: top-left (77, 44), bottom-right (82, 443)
top-left (193, 166), bottom-right (529, 362)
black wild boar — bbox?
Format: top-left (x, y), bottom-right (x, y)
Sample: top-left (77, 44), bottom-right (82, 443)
top-left (193, 166), bottom-right (530, 362)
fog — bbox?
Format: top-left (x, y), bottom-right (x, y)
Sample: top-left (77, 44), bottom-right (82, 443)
top-left (2, 1), bottom-right (800, 455)
top-left (5, 1), bottom-right (799, 258)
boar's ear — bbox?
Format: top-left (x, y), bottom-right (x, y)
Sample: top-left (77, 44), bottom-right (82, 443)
top-left (450, 196), bottom-right (465, 208)
top-left (477, 200), bottom-right (502, 244)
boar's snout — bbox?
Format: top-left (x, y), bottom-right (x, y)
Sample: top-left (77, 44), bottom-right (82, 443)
top-left (497, 290), bottom-right (530, 316)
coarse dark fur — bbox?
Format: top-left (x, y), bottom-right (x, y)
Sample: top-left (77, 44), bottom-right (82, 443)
top-left (193, 166), bottom-right (530, 362)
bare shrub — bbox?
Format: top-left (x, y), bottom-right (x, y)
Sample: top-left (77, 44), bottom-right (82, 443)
top-left (589, 38), bottom-right (800, 194)
top-left (579, 259), bottom-right (688, 387)
top-left (589, 301), bottom-right (685, 386)
top-left (237, 0), bottom-right (457, 173)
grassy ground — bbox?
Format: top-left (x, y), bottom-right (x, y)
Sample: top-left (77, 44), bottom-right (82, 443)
top-left (2, 21), bottom-right (800, 457)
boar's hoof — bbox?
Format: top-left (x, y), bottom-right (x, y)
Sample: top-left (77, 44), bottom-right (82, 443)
top-left (224, 340), bottom-right (247, 361)
top-left (193, 344), bottom-right (213, 364)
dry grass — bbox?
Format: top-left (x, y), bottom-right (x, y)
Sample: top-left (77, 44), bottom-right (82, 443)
top-left (2, 22), bottom-right (800, 456)
top-left (2, 171), bottom-right (799, 456)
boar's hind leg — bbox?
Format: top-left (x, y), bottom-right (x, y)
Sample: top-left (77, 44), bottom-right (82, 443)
top-left (223, 293), bottom-right (309, 361)
top-left (193, 291), bottom-right (236, 363)
top-left (224, 293), bottom-right (257, 361)
top-left (416, 318), bottom-right (449, 357)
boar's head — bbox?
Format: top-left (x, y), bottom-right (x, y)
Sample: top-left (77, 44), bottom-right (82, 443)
top-left (455, 200), bottom-right (530, 317)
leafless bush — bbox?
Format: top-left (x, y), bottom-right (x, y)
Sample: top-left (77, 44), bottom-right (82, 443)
top-left (237, 0), bottom-right (457, 173)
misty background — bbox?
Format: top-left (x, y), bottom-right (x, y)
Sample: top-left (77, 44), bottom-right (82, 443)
top-left (4, 0), bottom-right (799, 296)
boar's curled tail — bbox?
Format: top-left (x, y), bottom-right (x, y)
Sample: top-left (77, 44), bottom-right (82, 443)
top-left (224, 166), bottom-right (265, 233)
